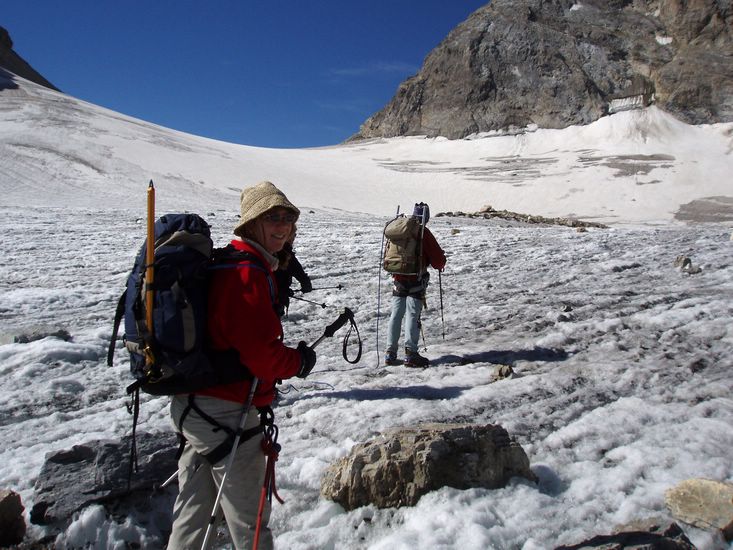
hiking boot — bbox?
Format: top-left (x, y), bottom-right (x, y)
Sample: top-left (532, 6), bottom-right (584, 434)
top-left (384, 350), bottom-right (401, 366)
top-left (404, 349), bottom-right (429, 368)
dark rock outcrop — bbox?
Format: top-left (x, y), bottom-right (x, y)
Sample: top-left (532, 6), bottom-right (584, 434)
top-left (30, 431), bottom-right (177, 529)
top-left (0, 489), bottom-right (26, 547)
top-left (555, 520), bottom-right (696, 549)
top-left (352, 0), bottom-right (732, 141)
top-left (0, 27), bottom-right (59, 91)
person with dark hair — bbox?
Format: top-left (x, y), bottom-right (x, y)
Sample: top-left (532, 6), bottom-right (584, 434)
top-left (384, 202), bottom-right (446, 367)
top-left (274, 229), bottom-right (313, 317)
top-left (167, 180), bottom-right (316, 550)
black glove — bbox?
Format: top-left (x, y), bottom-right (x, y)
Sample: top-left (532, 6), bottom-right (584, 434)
top-left (301, 280), bottom-right (313, 293)
top-left (296, 341), bottom-right (316, 378)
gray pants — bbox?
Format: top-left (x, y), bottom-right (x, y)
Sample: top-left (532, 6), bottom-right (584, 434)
top-left (167, 395), bottom-right (272, 550)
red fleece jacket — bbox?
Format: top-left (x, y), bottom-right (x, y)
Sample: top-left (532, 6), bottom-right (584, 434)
top-left (197, 239), bottom-right (301, 406)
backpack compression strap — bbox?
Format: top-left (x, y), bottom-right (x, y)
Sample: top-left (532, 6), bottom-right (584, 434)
top-left (107, 290), bottom-right (127, 367)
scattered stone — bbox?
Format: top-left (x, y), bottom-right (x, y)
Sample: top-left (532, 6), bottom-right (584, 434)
top-left (674, 255), bottom-right (692, 269)
top-left (321, 423), bottom-right (536, 510)
top-left (665, 478), bottom-right (733, 541)
top-left (491, 364), bottom-right (514, 382)
top-left (436, 208), bottom-right (607, 229)
top-left (673, 255), bottom-right (702, 274)
top-left (554, 520), bottom-right (696, 549)
top-left (0, 489), bottom-right (26, 546)
top-left (14, 329), bottom-right (71, 344)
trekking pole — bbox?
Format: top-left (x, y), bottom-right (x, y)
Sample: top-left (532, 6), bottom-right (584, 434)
top-left (252, 308), bottom-right (356, 549)
top-left (376, 206), bottom-right (400, 365)
top-left (310, 307), bottom-right (355, 349)
top-left (200, 378), bottom-right (260, 550)
top-left (290, 294), bottom-right (327, 308)
top-left (439, 270), bottom-right (445, 340)
top-left (418, 316), bottom-right (428, 352)
top-left (300, 284), bottom-right (343, 291)
top-left (143, 180), bottom-right (156, 366)
top-left (156, 469), bottom-right (178, 491)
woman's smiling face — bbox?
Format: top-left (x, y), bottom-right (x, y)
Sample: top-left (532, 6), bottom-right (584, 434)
top-left (257, 207), bottom-right (297, 253)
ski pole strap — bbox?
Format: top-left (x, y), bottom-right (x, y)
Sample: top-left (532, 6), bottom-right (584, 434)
top-left (341, 309), bottom-right (362, 364)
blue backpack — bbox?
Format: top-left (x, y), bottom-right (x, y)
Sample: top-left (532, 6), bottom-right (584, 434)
top-left (107, 213), bottom-right (269, 396)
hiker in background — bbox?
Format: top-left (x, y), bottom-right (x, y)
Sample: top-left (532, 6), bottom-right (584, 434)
top-left (385, 202), bottom-right (446, 367)
top-left (167, 181), bottom-right (316, 550)
top-left (275, 227), bottom-right (313, 317)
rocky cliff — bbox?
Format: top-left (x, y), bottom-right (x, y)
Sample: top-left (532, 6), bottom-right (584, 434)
top-left (352, 0), bottom-right (732, 140)
top-left (0, 26), bottom-right (59, 91)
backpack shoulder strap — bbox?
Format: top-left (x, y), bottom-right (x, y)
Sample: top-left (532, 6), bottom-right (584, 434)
top-left (210, 246), bottom-right (276, 305)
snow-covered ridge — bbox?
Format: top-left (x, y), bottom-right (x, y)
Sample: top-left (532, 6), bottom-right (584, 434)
top-left (1, 69), bottom-right (731, 225)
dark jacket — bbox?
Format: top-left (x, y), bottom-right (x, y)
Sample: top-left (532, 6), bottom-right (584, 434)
top-left (275, 244), bottom-right (312, 316)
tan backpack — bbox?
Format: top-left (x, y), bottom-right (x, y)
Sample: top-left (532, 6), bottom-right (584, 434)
top-left (383, 215), bottom-right (423, 275)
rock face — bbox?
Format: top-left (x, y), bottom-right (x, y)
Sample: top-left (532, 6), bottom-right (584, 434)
top-left (0, 27), bottom-right (59, 91)
top-left (352, 0), bottom-right (732, 141)
top-left (320, 423), bottom-right (536, 510)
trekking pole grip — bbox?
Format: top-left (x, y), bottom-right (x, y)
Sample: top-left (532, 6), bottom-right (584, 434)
top-left (310, 308), bottom-right (354, 349)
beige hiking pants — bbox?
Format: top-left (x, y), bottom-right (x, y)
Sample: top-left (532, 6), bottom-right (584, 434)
top-left (166, 394), bottom-right (272, 550)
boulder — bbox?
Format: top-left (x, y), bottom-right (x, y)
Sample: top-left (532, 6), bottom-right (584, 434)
top-left (30, 431), bottom-right (178, 528)
top-left (665, 478), bottom-right (733, 541)
top-left (554, 520), bottom-right (695, 549)
top-left (0, 489), bottom-right (26, 546)
top-left (321, 423), bottom-right (536, 510)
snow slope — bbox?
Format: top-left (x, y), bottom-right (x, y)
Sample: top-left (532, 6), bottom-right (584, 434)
top-left (0, 68), bottom-right (732, 549)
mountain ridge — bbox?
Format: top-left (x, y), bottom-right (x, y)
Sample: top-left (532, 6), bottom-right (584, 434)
top-left (0, 26), bottom-right (58, 92)
top-left (352, 0), bottom-right (733, 141)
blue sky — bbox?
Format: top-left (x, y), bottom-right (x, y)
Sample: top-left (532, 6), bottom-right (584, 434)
top-left (3, 1), bottom-right (487, 148)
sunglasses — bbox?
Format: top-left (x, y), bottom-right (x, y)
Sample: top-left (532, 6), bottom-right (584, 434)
top-left (262, 212), bottom-right (297, 223)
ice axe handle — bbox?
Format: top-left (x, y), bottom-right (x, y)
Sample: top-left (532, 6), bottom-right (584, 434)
top-left (310, 308), bottom-right (353, 349)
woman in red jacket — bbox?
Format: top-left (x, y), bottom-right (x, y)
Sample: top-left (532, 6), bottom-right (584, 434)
top-left (167, 181), bottom-right (315, 550)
